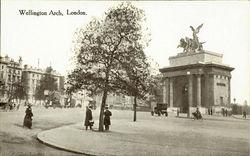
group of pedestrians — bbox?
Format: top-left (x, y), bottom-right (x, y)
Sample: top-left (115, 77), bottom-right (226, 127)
top-left (4, 102), bottom-right (20, 111)
top-left (221, 108), bottom-right (229, 117)
top-left (22, 103), bottom-right (112, 131)
top-left (84, 105), bottom-right (112, 131)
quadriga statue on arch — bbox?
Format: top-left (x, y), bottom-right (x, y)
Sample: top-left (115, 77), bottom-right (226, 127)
top-left (177, 24), bottom-right (205, 53)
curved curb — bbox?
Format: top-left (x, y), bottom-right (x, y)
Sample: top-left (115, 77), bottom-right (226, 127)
top-left (36, 124), bottom-right (114, 156)
top-left (37, 134), bottom-right (89, 155)
top-left (232, 115), bottom-right (250, 120)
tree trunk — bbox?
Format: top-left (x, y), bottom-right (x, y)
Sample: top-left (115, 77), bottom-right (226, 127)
top-left (98, 65), bottom-right (112, 131)
top-left (99, 90), bottom-right (108, 131)
top-left (133, 96), bottom-right (137, 122)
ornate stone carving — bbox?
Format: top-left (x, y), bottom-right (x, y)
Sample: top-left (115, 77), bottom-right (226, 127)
top-left (177, 24), bottom-right (205, 53)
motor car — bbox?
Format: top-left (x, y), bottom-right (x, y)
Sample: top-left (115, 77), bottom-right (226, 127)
top-left (151, 103), bottom-right (168, 116)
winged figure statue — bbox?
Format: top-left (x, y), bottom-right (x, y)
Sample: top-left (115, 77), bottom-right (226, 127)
top-left (190, 24), bottom-right (203, 42)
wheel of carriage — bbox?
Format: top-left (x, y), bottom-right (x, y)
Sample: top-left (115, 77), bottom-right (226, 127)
top-left (158, 112), bottom-right (161, 116)
top-left (165, 112), bottom-right (168, 117)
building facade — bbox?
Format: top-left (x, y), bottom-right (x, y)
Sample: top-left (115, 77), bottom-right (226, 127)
top-left (22, 65), bottom-right (64, 101)
top-left (159, 51), bottom-right (234, 116)
top-left (0, 55), bottom-right (23, 101)
top-left (0, 55), bottom-right (64, 102)
top-left (93, 94), bottom-right (149, 110)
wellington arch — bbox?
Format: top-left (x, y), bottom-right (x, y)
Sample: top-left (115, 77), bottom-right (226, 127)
top-left (159, 24), bottom-right (234, 117)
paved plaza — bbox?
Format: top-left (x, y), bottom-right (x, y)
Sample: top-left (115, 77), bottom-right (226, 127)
top-left (0, 107), bottom-right (249, 156)
top-left (37, 109), bottom-right (249, 156)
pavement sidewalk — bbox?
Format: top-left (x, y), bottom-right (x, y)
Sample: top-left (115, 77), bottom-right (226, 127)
top-left (37, 120), bottom-right (172, 156)
top-left (37, 113), bottom-right (249, 156)
top-left (232, 115), bottom-right (250, 120)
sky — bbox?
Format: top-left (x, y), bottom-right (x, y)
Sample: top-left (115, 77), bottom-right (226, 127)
top-left (1, 1), bottom-right (249, 104)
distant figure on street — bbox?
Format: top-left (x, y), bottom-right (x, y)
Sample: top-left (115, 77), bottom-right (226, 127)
top-left (4, 103), bottom-right (9, 112)
top-left (16, 103), bottom-right (20, 110)
top-left (84, 106), bottom-right (93, 130)
top-left (9, 102), bottom-right (13, 111)
top-left (24, 100), bottom-right (28, 106)
top-left (222, 108), bottom-right (225, 116)
top-left (243, 111), bottom-right (247, 119)
top-left (23, 104), bottom-right (33, 129)
top-left (192, 107), bottom-right (202, 120)
top-left (225, 109), bottom-right (228, 117)
top-left (104, 105), bottom-right (112, 131)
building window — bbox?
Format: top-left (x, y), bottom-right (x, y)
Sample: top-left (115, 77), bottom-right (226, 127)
top-left (32, 74), bottom-right (35, 77)
top-left (8, 75), bottom-right (11, 81)
top-left (217, 83), bottom-right (226, 86)
top-left (1, 65), bottom-right (4, 69)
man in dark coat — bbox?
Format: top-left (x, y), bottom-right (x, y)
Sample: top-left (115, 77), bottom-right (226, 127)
top-left (23, 104), bottom-right (33, 129)
top-left (84, 106), bottom-right (93, 130)
top-left (104, 106), bottom-right (112, 131)
top-left (243, 111), bottom-right (247, 119)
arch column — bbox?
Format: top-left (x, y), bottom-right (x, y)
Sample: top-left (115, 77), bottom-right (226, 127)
top-left (197, 74), bottom-right (201, 108)
top-left (188, 75), bottom-right (193, 118)
top-left (162, 78), bottom-right (169, 104)
top-left (169, 78), bottom-right (173, 108)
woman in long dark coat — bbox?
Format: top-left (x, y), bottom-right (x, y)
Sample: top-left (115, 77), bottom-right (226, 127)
top-left (84, 106), bottom-right (93, 130)
top-left (104, 106), bottom-right (112, 131)
top-left (23, 105), bottom-right (33, 129)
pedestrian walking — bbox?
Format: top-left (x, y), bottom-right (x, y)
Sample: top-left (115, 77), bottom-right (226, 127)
top-left (23, 104), bottom-right (33, 129)
top-left (104, 105), bottom-right (112, 131)
top-left (243, 111), bottom-right (247, 119)
top-left (16, 103), bottom-right (20, 110)
top-left (222, 108), bottom-right (225, 116)
top-left (84, 105), bottom-right (93, 130)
